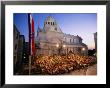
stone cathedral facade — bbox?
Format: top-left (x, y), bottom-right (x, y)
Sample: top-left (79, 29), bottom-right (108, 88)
top-left (36, 16), bottom-right (88, 56)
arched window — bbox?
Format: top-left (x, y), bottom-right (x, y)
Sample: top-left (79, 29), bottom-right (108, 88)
top-left (51, 22), bottom-right (52, 25)
top-left (70, 39), bottom-right (71, 43)
top-left (53, 22), bottom-right (54, 25)
top-left (48, 22), bottom-right (50, 25)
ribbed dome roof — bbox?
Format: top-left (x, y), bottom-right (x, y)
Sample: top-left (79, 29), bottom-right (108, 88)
top-left (44, 16), bottom-right (56, 23)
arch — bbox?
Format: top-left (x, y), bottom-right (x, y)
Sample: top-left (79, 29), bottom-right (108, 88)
top-left (73, 39), bottom-right (74, 43)
top-left (70, 39), bottom-right (71, 43)
top-left (51, 22), bottom-right (52, 25)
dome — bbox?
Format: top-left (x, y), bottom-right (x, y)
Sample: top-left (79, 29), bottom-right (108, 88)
top-left (44, 16), bottom-right (63, 33)
top-left (44, 16), bottom-right (56, 23)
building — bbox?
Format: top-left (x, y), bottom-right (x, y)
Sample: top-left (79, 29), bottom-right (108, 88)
top-left (94, 32), bottom-right (97, 51)
top-left (14, 25), bottom-right (20, 73)
top-left (14, 25), bottom-right (25, 74)
top-left (17, 35), bottom-right (25, 67)
top-left (36, 16), bottom-right (88, 56)
top-left (23, 42), bottom-right (29, 64)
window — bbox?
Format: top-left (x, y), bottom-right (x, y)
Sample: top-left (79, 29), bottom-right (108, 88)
top-left (51, 22), bottom-right (52, 25)
top-left (74, 39), bottom-right (77, 43)
top-left (70, 39), bottom-right (71, 43)
top-left (73, 39), bottom-right (74, 43)
top-left (15, 44), bottom-right (17, 50)
top-left (48, 22), bottom-right (50, 24)
top-left (16, 33), bottom-right (19, 39)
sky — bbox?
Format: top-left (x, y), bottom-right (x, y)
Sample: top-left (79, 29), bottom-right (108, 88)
top-left (14, 13), bottom-right (97, 49)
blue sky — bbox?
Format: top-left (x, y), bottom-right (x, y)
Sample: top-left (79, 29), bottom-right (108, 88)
top-left (14, 13), bottom-right (97, 49)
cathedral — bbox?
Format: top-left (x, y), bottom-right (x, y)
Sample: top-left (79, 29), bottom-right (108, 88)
top-left (36, 16), bottom-right (88, 56)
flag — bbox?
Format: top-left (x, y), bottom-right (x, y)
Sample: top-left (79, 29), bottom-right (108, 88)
top-left (28, 13), bottom-right (35, 56)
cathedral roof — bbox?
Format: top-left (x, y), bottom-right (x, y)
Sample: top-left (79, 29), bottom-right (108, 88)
top-left (44, 16), bottom-right (56, 23)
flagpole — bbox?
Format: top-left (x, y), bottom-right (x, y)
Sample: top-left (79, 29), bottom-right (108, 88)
top-left (28, 13), bottom-right (31, 75)
top-left (29, 55), bottom-right (31, 75)
top-left (28, 13), bottom-right (35, 75)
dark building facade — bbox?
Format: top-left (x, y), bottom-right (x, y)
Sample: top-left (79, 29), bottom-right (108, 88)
top-left (23, 42), bottom-right (29, 64)
top-left (17, 35), bottom-right (25, 68)
top-left (14, 25), bottom-right (25, 74)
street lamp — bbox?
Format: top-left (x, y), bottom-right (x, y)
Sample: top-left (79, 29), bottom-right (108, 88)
top-left (63, 44), bottom-right (66, 48)
top-left (82, 48), bottom-right (85, 51)
top-left (56, 44), bottom-right (59, 48)
top-left (56, 44), bottom-right (59, 55)
top-left (82, 47), bottom-right (85, 56)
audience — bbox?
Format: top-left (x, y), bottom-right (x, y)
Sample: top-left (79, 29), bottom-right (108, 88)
top-left (35, 53), bottom-right (97, 75)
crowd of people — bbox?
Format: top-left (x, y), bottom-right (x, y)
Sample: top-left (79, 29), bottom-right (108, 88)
top-left (35, 54), bottom-right (97, 75)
